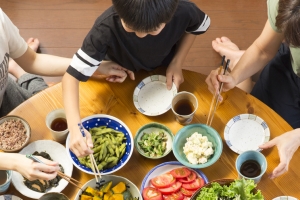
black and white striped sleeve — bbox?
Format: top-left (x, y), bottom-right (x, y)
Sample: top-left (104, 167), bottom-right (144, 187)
top-left (67, 49), bottom-right (101, 81)
top-left (185, 2), bottom-right (210, 35)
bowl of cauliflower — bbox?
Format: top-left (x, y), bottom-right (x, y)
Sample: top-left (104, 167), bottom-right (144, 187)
top-left (173, 124), bottom-right (223, 168)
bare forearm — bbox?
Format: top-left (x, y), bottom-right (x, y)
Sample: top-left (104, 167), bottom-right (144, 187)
top-left (0, 153), bottom-right (19, 171)
top-left (62, 73), bottom-right (81, 131)
top-left (170, 33), bottom-right (196, 66)
top-left (14, 48), bottom-right (71, 76)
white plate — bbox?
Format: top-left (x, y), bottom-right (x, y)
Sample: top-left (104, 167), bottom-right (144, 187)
top-left (133, 75), bottom-right (177, 116)
top-left (12, 140), bottom-right (73, 199)
top-left (0, 195), bottom-right (22, 200)
top-left (224, 114), bottom-right (270, 154)
top-left (273, 197), bottom-right (298, 200)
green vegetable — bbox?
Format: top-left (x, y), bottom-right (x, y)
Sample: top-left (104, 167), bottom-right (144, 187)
top-left (137, 131), bottom-right (167, 157)
top-left (196, 179), bottom-right (264, 200)
top-left (78, 126), bottom-right (126, 170)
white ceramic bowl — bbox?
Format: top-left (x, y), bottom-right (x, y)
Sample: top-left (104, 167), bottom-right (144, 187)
top-left (140, 161), bottom-right (209, 193)
top-left (65, 114), bottom-right (134, 175)
top-left (273, 197), bottom-right (298, 200)
top-left (74, 175), bottom-right (142, 200)
top-left (12, 140), bottom-right (73, 199)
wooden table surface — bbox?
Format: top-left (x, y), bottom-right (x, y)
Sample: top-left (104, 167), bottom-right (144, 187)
top-left (7, 67), bottom-right (299, 199)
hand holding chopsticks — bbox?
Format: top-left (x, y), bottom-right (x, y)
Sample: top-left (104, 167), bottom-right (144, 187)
top-left (26, 154), bottom-right (83, 191)
top-left (78, 123), bottom-right (102, 186)
top-left (206, 56), bottom-right (230, 126)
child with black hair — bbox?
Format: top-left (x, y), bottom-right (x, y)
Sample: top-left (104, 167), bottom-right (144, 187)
top-left (63, 0), bottom-right (210, 157)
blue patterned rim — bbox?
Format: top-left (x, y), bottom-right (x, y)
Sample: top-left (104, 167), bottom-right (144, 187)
top-left (140, 161), bottom-right (209, 193)
top-left (67, 114), bottom-right (133, 175)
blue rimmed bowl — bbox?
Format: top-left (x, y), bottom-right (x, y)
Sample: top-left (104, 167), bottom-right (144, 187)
top-left (140, 161), bottom-right (209, 193)
top-left (65, 114), bottom-right (134, 175)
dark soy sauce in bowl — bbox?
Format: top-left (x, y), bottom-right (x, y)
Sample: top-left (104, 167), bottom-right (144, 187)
top-left (174, 99), bottom-right (194, 115)
top-left (51, 118), bottom-right (67, 132)
top-left (240, 160), bottom-right (261, 178)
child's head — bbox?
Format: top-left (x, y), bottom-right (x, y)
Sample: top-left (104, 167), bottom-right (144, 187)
top-left (276, 0), bottom-right (300, 47)
top-left (112, 0), bottom-right (179, 34)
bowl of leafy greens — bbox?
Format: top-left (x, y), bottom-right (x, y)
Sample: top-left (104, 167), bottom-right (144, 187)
top-left (191, 178), bottom-right (264, 200)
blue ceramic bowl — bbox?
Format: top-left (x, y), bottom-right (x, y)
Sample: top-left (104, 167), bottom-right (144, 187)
top-left (173, 124), bottom-right (223, 168)
top-left (65, 114), bottom-right (134, 175)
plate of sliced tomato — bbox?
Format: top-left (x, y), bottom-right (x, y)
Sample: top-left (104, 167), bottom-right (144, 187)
top-left (141, 161), bottom-right (208, 200)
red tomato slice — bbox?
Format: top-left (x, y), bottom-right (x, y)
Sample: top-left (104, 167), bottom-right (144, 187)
top-left (151, 173), bottom-right (176, 188)
top-left (199, 177), bottom-right (205, 188)
top-left (180, 188), bottom-right (197, 197)
top-left (182, 178), bottom-right (202, 190)
top-left (163, 191), bottom-right (184, 200)
top-left (177, 171), bottom-right (196, 183)
top-left (158, 182), bottom-right (182, 195)
top-left (143, 187), bottom-right (163, 200)
top-left (170, 168), bottom-right (191, 178)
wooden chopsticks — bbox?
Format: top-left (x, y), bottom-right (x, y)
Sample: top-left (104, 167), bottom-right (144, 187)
top-left (26, 154), bottom-right (83, 191)
top-left (206, 56), bottom-right (230, 126)
top-left (78, 123), bottom-right (102, 184)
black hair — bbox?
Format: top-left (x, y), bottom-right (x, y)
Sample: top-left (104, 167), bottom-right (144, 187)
top-left (276, 0), bottom-right (300, 47)
top-left (112, 0), bottom-right (179, 32)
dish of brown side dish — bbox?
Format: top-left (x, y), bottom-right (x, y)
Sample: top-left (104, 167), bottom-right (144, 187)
top-left (0, 119), bottom-right (27, 150)
top-left (24, 151), bottom-right (64, 193)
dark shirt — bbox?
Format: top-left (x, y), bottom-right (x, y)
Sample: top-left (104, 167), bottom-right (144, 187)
top-left (67, 0), bottom-right (210, 81)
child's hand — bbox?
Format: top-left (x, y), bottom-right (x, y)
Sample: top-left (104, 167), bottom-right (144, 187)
top-left (69, 127), bottom-right (93, 157)
top-left (166, 64), bottom-right (184, 90)
top-left (16, 154), bottom-right (60, 181)
top-left (95, 60), bottom-right (135, 82)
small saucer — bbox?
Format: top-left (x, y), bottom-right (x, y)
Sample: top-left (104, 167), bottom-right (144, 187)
top-left (133, 75), bottom-right (177, 116)
top-left (224, 114), bottom-right (270, 154)
top-left (272, 196), bottom-right (298, 200)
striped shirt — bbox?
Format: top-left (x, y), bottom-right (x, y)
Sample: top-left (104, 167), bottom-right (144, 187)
top-left (67, 0), bottom-right (210, 81)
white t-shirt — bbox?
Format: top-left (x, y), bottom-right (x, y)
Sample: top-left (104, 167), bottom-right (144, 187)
top-left (0, 8), bottom-right (27, 107)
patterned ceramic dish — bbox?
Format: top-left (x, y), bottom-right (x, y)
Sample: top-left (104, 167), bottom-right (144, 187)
top-left (140, 161), bottom-right (209, 196)
top-left (272, 197), bottom-right (298, 200)
top-left (65, 114), bottom-right (134, 175)
top-left (224, 114), bottom-right (270, 154)
top-left (133, 75), bottom-right (177, 116)
top-left (74, 175), bottom-right (142, 200)
top-left (134, 122), bottom-right (174, 159)
top-left (12, 140), bottom-right (73, 199)
top-left (0, 195), bottom-right (22, 200)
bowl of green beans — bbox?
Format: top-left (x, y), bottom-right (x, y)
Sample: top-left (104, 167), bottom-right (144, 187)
top-left (134, 122), bottom-right (174, 159)
top-left (65, 114), bottom-right (134, 175)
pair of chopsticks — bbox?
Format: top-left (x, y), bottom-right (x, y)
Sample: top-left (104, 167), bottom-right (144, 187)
top-left (78, 123), bottom-right (102, 184)
top-left (206, 56), bottom-right (230, 126)
top-left (26, 154), bottom-right (83, 191)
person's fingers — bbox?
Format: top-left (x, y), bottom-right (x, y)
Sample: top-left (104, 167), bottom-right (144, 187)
top-left (37, 156), bottom-right (59, 166)
top-left (34, 162), bottom-right (59, 173)
top-left (269, 162), bottom-right (288, 179)
top-left (109, 68), bottom-right (127, 78)
top-left (85, 131), bottom-right (94, 149)
top-left (259, 138), bottom-right (277, 149)
top-left (125, 70), bottom-right (135, 80)
top-left (30, 170), bottom-right (58, 181)
top-left (166, 74), bottom-right (173, 90)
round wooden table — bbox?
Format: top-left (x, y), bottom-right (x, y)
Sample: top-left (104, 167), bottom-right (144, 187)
top-left (7, 68), bottom-right (298, 199)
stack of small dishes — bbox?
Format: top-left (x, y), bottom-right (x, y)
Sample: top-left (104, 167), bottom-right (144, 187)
top-left (65, 114), bottom-right (134, 175)
top-left (134, 122), bottom-right (174, 159)
top-left (172, 124), bottom-right (223, 168)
